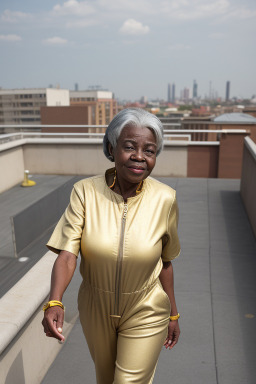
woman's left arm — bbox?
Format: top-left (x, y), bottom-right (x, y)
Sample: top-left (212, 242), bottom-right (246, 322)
top-left (159, 261), bottom-right (180, 349)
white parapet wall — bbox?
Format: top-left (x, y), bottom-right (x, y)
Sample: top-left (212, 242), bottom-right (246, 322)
top-left (240, 136), bottom-right (256, 238)
top-left (0, 140), bottom-right (25, 193)
top-left (0, 251), bottom-right (80, 384)
top-left (23, 140), bottom-right (188, 177)
top-left (0, 135), bottom-right (189, 194)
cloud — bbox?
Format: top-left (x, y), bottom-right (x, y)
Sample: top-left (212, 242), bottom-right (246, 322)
top-left (53, 0), bottom-right (95, 16)
top-left (168, 43), bottom-right (191, 50)
top-left (43, 37), bottom-right (68, 45)
top-left (1, 0), bottom-right (255, 40)
top-left (66, 19), bottom-right (98, 28)
top-left (0, 34), bottom-right (22, 42)
top-left (219, 7), bottom-right (256, 21)
top-left (120, 19), bottom-right (149, 35)
top-left (98, 0), bottom-right (153, 15)
top-left (1, 9), bottom-right (32, 23)
top-left (160, 0), bottom-right (230, 21)
top-left (209, 32), bottom-right (225, 39)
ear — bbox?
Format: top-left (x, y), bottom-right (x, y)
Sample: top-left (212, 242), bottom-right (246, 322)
top-left (108, 143), bottom-right (114, 156)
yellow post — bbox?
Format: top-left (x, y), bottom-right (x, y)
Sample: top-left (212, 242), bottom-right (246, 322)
top-left (21, 170), bottom-right (36, 187)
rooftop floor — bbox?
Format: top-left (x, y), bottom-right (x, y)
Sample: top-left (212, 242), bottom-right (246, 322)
top-left (40, 177), bottom-right (256, 384)
top-left (0, 174), bottom-right (84, 297)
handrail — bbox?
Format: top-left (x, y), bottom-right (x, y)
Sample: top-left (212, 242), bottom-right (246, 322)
top-left (0, 125), bottom-right (108, 128)
top-left (164, 129), bottom-right (247, 133)
top-left (0, 129), bottom-right (248, 138)
top-left (244, 136), bottom-right (256, 161)
top-left (0, 128), bottom-right (249, 146)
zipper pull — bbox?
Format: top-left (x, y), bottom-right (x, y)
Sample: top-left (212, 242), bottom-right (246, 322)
top-left (123, 203), bottom-right (128, 219)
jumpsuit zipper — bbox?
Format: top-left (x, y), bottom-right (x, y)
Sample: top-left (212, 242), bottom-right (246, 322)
top-left (112, 202), bottom-right (128, 318)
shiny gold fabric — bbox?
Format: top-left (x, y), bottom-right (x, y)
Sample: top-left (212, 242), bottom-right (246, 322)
top-left (47, 168), bottom-right (180, 384)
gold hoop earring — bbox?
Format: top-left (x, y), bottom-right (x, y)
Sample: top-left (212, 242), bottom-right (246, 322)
top-left (109, 169), bottom-right (116, 189)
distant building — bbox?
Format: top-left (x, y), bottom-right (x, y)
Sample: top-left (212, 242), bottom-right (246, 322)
top-left (75, 83), bottom-right (79, 91)
top-left (214, 112), bottom-right (256, 143)
top-left (171, 84), bottom-right (176, 103)
top-left (41, 106), bottom-right (92, 133)
top-left (0, 88), bottom-right (69, 125)
top-left (140, 96), bottom-right (148, 104)
top-left (181, 87), bottom-right (190, 102)
top-left (167, 83), bottom-right (175, 103)
top-left (167, 84), bottom-right (171, 103)
top-left (226, 81), bottom-right (230, 101)
top-left (243, 107), bottom-right (256, 118)
top-left (193, 80), bottom-right (198, 99)
top-left (70, 90), bottom-right (118, 125)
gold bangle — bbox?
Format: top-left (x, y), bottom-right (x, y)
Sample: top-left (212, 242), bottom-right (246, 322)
top-left (43, 300), bottom-right (64, 312)
top-left (169, 313), bottom-right (180, 321)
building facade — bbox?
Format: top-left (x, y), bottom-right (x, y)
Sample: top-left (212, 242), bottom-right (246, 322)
top-left (70, 90), bottom-right (118, 127)
top-left (0, 88), bottom-right (69, 125)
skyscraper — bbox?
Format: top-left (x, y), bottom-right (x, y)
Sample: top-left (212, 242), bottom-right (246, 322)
top-left (167, 83), bottom-right (171, 102)
top-left (226, 81), bottom-right (230, 101)
top-left (180, 87), bottom-right (190, 101)
top-left (171, 84), bottom-right (176, 103)
top-left (193, 80), bottom-right (198, 98)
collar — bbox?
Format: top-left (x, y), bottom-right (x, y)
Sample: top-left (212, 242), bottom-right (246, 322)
top-left (105, 167), bottom-right (144, 195)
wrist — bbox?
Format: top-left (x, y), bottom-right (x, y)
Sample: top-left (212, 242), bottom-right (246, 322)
top-left (169, 313), bottom-right (180, 321)
top-left (49, 293), bottom-right (62, 301)
top-left (43, 300), bottom-right (64, 312)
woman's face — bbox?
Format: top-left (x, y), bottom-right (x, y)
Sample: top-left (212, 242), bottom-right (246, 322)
top-left (110, 124), bottom-right (157, 186)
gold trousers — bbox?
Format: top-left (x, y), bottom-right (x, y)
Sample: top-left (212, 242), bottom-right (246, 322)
top-left (78, 279), bottom-right (170, 384)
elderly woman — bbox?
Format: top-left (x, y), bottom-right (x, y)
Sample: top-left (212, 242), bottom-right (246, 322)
top-left (42, 108), bottom-right (181, 384)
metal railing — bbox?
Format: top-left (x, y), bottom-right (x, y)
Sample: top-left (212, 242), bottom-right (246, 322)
top-left (0, 125), bottom-right (249, 146)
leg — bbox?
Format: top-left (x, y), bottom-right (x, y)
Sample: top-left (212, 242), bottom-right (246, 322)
top-left (78, 286), bottom-right (118, 384)
top-left (114, 321), bottom-right (168, 384)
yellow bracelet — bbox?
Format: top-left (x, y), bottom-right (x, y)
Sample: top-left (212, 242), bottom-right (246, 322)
top-left (43, 300), bottom-right (64, 312)
top-left (169, 313), bottom-right (180, 321)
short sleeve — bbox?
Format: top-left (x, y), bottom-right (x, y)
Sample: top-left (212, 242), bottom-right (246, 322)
top-left (46, 185), bottom-right (85, 257)
top-left (161, 193), bottom-right (181, 262)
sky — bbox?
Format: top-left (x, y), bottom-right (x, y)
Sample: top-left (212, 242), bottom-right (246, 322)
top-left (0, 0), bottom-right (255, 101)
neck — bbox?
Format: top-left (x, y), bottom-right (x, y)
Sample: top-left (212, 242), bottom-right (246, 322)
top-left (114, 176), bottom-right (140, 201)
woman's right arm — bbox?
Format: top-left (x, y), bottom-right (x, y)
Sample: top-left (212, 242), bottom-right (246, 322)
top-left (42, 250), bottom-right (77, 341)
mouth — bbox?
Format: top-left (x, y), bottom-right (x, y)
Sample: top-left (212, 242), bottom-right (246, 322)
top-left (127, 166), bottom-right (146, 174)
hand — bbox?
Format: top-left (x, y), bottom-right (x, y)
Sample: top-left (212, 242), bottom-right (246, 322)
top-left (164, 320), bottom-right (180, 349)
top-left (42, 306), bottom-right (65, 342)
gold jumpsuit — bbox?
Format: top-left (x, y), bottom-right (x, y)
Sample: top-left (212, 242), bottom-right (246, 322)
top-left (47, 168), bottom-right (180, 384)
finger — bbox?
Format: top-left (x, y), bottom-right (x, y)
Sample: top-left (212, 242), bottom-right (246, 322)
top-left (168, 331), bottom-right (180, 349)
top-left (56, 312), bottom-right (64, 334)
top-left (43, 320), bottom-right (57, 339)
top-left (42, 319), bottom-right (51, 335)
top-left (45, 310), bottom-right (65, 341)
top-left (168, 339), bottom-right (177, 349)
top-left (165, 339), bottom-right (172, 349)
top-left (48, 320), bottom-right (65, 341)
top-left (46, 332), bottom-right (55, 338)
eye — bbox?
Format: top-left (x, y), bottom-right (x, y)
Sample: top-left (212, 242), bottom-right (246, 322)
top-left (125, 146), bottom-right (134, 150)
top-left (145, 149), bottom-right (155, 155)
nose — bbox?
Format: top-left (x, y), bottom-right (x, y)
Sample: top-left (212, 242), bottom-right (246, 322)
top-left (131, 149), bottom-right (145, 161)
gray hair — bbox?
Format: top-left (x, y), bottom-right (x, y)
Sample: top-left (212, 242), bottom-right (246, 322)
top-left (103, 108), bottom-right (164, 161)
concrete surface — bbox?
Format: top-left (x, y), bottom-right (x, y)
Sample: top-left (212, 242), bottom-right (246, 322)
top-left (0, 174), bottom-right (84, 297)
top-left (0, 251), bottom-right (82, 384)
top-left (42, 177), bottom-right (256, 384)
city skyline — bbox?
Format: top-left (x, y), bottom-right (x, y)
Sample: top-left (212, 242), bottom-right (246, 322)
top-left (0, 0), bottom-right (256, 100)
